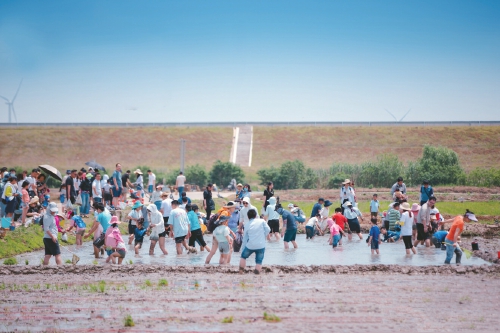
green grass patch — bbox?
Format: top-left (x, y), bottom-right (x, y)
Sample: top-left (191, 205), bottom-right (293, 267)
top-left (263, 312), bottom-right (281, 322)
top-left (158, 279), bottom-right (168, 287)
top-left (3, 257), bottom-right (17, 265)
top-left (221, 316), bottom-right (233, 323)
top-left (144, 280), bottom-right (152, 287)
top-left (124, 314), bottom-right (135, 327)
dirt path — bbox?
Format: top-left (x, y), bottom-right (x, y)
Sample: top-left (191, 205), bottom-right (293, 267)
top-left (1, 265), bottom-right (499, 332)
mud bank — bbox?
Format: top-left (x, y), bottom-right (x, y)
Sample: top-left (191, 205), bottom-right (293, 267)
top-left (1, 270), bottom-right (499, 332)
top-left (1, 263), bottom-right (499, 276)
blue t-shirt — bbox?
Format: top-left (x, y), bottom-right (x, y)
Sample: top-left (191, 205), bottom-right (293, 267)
top-left (383, 230), bottom-right (400, 242)
top-left (228, 210), bottom-right (240, 230)
top-left (187, 210), bottom-right (201, 231)
top-left (97, 209), bottom-right (111, 233)
top-left (420, 186), bottom-right (434, 202)
top-left (281, 209), bottom-right (297, 230)
top-left (311, 202), bottom-right (322, 218)
top-left (370, 200), bottom-right (379, 213)
top-left (134, 227), bottom-right (147, 242)
top-left (433, 230), bottom-right (448, 242)
top-left (112, 170), bottom-right (122, 189)
top-left (369, 225), bottom-right (380, 242)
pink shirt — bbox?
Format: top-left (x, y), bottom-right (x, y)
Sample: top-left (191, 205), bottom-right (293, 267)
top-left (330, 223), bottom-right (340, 236)
top-left (106, 228), bottom-right (126, 249)
top-left (22, 189), bottom-right (29, 204)
top-left (327, 218), bottom-right (334, 230)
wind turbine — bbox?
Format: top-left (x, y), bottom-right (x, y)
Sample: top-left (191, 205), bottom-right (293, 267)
top-left (385, 108), bottom-right (411, 122)
top-left (0, 79), bottom-right (23, 123)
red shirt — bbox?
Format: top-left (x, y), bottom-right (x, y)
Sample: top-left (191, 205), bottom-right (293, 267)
top-left (332, 213), bottom-right (347, 231)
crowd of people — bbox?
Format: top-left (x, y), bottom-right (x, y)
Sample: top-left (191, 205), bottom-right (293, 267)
top-left (1, 165), bottom-right (477, 270)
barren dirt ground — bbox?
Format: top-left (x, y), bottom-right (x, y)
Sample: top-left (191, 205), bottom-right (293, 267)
top-left (1, 265), bottom-right (499, 332)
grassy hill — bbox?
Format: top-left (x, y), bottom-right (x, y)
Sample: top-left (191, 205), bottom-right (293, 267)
top-left (1, 126), bottom-right (499, 177)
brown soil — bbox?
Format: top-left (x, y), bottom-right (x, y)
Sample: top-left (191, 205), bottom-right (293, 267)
top-left (1, 266), bottom-right (499, 332)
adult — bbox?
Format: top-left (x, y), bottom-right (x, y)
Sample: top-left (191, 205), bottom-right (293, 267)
top-left (133, 169), bottom-right (144, 198)
top-left (2, 176), bottom-right (19, 218)
top-left (187, 203), bottom-right (210, 252)
top-left (26, 168), bottom-right (40, 197)
top-left (443, 210), bottom-right (477, 264)
top-left (168, 200), bottom-right (193, 255)
top-left (419, 180), bottom-right (434, 206)
top-left (147, 170), bottom-right (156, 194)
top-left (318, 200), bottom-right (333, 234)
top-left (176, 171), bottom-right (186, 200)
top-left (238, 197), bottom-right (258, 232)
top-left (342, 201), bottom-right (364, 240)
top-left (339, 179), bottom-right (355, 214)
top-left (411, 203), bottom-right (421, 241)
top-left (36, 174), bottom-right (49, 207)
top-left (85, 202), bottom-right (111, 258)
top-left (147, 203), bottom-right (168, 255)
top-left (92, 173), bottom-right (102, 203)
top-left (235, 183), bottom-right (244, 201)
top-left (276, 204), bottom-right (298, 249)
top-left (203, 183), bottom-right (215, 220)
top-left (42, 202), bottom-right (62, 265)
top-left (310, 197), bottom-right (324, 218)
top-left (263, 196), bottom-right (280, 241)
top-left (414, 196), bottom-right (437, 248)
top-left (121, 170), bottom-right (133, 202)
top-left (387, 202), bottom-right (401, 232)
top-left (79, 173), bottom-right (92, 218)
top-left (65, 170), bottom-right (77, 206)
top-left (390, 177), bottom-right (407, 197)
top-left (111, 163), bottom-right (123, 208)
top-left (261, 181), bottom-right (274, 213)
top-left (239, 209), bottom-right (270, 274)
top-left (400, 203), bottom-right (417, 255)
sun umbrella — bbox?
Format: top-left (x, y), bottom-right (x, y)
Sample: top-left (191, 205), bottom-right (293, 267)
top-left (85, 161), bottom-right (106, 172)
top-left (38, 165), bottom-right (62, 181)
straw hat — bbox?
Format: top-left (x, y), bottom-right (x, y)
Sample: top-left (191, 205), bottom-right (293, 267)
top-left (401, 202), bottom-right (411, 211)
top-left (134, 169), bottom-right (143, 175)
top-left (29, 196), bottom-right (39, 205)
top-left (237, 183), bottom-right (243, 187)
top-left (342, 179), bottom-right (351, 185)
top-left (224, 201), bottom-right (237, 208)
top-left (161, 192), bottom-right (169, 198)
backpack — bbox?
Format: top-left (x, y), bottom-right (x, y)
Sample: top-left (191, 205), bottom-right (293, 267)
top-left (207, 212), bottom-right (221, 233)
top-left (72, 216), bottom-right (86, 229)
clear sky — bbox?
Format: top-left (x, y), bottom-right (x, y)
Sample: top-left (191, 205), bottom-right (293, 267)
top-left (0, 1), bottom-right (499, 123)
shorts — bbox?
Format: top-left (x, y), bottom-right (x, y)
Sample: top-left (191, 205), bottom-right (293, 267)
top-left (371, 239), bottom-right (379, 250)
top-left (148, 185), bottom-right (153, 193)
top-left (189, 228), bottom-right (207, 247)
top-left (431, 236), bottom-right (441, 248)
top-left (75, 229), bottom-right (85, 236)
top-left (240, 247), bottom-right (265, 265)
top-left (117, 249), bottom-right (126, 258)
top-left (150, 235), bottom-right (159, 241)
top-left (128, 223), bottom-right (137, 235)
top-left (403, 235), bottom-right (413, 249)
top-left (134, 239), bottom-right (143, 248)
top-left (43, 238), bottom-right (61, 256)
top-left (370, 212), bottom-right (378, 218)
top-left (5, 200), bottom-right (16, 214)
top-left (104, 193), bottom-right (112, 202)
top-left (112, 187), bottom-right (122, 198)
top-left (175, 235), bottom-right (186, 244)
top-left (347, 218), bottom-right (361, 234)
top-left (267, 219), bottom-right (279, 233)
top-left (154, 201), bottom-right (162, 210)
top-left (416, 223), bottom-right (430, 241)
top-left (332, 234), bottom-right (341, 248)
top-left (93, 197), bottom-right (102, 203)
top-left (106, 249), bottom-right (113, 256)
top-left (305, 225), bottom-right (315, 239)
top-left (283, 228), bottom-right (297, 242)
top-left (412, 223), bottom-right (417, 230)
top-left (218, 241), bottom-right (230, 254)
top-left (159, 230), bottom-right (168, 238)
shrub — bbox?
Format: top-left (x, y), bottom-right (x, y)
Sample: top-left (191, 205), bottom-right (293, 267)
top-left (209, 160), bottom-right (245, 188)
top-left (415, 145), bottom-right (465, 185)
top-left (185, 164), bottom-right (208, 187)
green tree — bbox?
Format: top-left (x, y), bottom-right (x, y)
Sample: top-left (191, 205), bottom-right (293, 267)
top-left (185, 164), bottom-right (208, 187)
top-left (257, 166), bottom-right (280, 187)
top-left (416, 145), bottom-right (465, 185)
top-left (209, 160), bottom-right (245, 188)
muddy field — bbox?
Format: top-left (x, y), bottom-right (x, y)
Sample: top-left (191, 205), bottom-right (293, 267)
top-left (1, 265), bottom-right (499, 332)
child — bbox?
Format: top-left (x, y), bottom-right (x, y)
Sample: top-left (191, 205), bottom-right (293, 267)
top-left (20, 180), bottom-right (30, 225)
top-left (213, 215), bottom-right (232, 264)
top-left (133, 220), bottom-right (148, 255)
top-left (102, 179), bottom-right (112, 207)
top-left (187, 204), bottom-right (210, 252)
top-left (367, 218), bottom-right (381, 254)
top-left (331, 208), bottom-right (348, 245)
top-left (380, 227), bottom-right (400, 242)
top-left (370, 194), bottom-right (379, 219)
top-left (106, 217), bottom-right (127, 264)
top-left (128, 201), bottom-right (143, 244)
top-left (305, 213), bottom-right (322, 239)
top-left (65, 212), bottom-right (86, 246)
top-left (328, 219), bottom-right (345, 248)
top-left (151, 185), bottom-right (163, 210)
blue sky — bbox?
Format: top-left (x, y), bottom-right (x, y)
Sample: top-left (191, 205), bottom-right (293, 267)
top-left (0, 1), bottom-right (499, 123)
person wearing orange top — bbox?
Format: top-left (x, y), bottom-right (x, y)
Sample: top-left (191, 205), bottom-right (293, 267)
top-left (442, 209), bottom-right (477, 264)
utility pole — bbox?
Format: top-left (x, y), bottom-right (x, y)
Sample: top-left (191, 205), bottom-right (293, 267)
top-left (180, 139), bottom-right (186, 173)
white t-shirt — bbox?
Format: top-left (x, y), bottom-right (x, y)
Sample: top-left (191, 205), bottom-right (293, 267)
top-left (148, 173), bottom-right (156, 186)
top-left (92, 180), bottom-right (102, 198)
top-left (400, 211), bottom-right (414, 236)
top-left (128, 209), bottom-right (143, 226)
top-left (306, 217), bottom-right (318, 228)
top-left (176, 175), bottom-right (186, 187)
top-left (73, 177), bottom-right (80, 191)
top-left (160, 199), bottom-right (172, 217)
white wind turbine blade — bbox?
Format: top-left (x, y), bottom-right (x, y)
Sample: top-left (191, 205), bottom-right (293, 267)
top-left (11, 104), bottom-right (17, 123)
top-left (385, 109), bottom-right (398, 121)
top-left (11, 79), bottom-right (23, 103)
top-left (0, 95), bottom-right (9, 102)
top-left (399, 108), bottom-right (411, 122)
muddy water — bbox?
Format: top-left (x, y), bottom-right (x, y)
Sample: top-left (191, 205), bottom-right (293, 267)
top-left (14, 233), bottom-right (490, 266)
